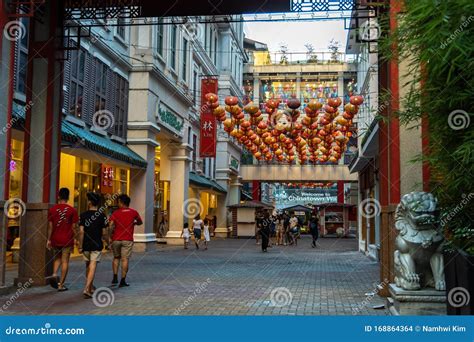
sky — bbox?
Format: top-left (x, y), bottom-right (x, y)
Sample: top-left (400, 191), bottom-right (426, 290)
top-left (244, 19), bottom-right (348, 53)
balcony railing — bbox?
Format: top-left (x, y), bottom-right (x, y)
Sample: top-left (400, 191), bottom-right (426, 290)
top-left (249, 51), bottom-right (357, 66)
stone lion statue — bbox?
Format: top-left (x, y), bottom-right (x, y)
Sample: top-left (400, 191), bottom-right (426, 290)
top-left (393, 191), bottom-right (445, 291)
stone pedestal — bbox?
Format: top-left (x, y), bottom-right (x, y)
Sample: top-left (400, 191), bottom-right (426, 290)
top-left (16, 203), bottom-right (53, 286)
top-left (386, 284), bottom-right (446, 315)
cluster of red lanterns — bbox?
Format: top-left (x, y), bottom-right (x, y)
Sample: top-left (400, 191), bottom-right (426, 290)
top-left (204, 93), bottom-right (363, 164)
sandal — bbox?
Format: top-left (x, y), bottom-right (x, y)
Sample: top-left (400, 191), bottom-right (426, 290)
top-left (58, 284), bottom-right (68, 292)
top-left (83, 292), bottom-right (93, 299)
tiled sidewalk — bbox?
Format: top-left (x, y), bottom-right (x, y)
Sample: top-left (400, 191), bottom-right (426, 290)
top-left (0, 237), bottom-right (388, 315)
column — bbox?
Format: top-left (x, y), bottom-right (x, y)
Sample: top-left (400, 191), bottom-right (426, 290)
top-left (16, 0), bottom-right (63, 286)
top-left (296, 73), bottom-right (301, 100)
top-left (337, 73), bottom-right (344, 103)
top-left (229, 176), bottom-right (241, 205)
top-left (166, 144), bottom-right (191, 244)
top-left (128, 138), bottom-right (159, 251)
top-left (253, 74), bottom-right (260, 105)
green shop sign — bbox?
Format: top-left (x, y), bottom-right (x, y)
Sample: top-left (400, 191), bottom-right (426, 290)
top-left (229, 156), bottom-right (239, 171)
top-left (157, 104), bottom-right (184, 135)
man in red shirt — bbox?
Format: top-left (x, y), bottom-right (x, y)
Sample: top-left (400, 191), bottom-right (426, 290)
top-left (47, 188), bottom-right (79, 291)
top-left (109, 194), bottom-right (142, 287)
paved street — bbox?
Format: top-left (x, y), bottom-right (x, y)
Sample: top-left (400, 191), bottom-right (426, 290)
top-left (0, 237), bottom-right (388, 315)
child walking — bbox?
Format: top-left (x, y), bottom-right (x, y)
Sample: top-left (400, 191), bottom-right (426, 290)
top-left (203, 218), bottom-right (211, 250)
top-left (181, 222), bottom-right (190, 249)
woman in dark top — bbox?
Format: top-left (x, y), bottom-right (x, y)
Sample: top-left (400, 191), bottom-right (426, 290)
top-left (309, 211), bottom-right (320, 248)
top-left (259, 210), bottom-right (272, 252)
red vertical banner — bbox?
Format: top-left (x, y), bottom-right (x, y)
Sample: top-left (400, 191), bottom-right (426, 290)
top-left (200, 77), bottom-right (218, 158)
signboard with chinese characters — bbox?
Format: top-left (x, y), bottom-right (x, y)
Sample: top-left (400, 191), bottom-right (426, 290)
top-left (101, 165), bottom-right (114, 194)
top-left (200, 77), bottom-right (218, 157)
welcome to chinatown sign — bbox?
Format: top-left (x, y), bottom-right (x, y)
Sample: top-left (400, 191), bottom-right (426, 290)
top-left (275, 188), bottom-right (337, 206)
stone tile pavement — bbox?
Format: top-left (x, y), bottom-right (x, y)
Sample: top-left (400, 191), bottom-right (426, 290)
top-left (0, 236), bottom-right (389, 315)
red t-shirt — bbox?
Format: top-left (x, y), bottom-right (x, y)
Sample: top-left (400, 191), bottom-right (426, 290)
top-left (110, 207), bottom-right (142, 241)
top-left (48, 204), bottom-right (79, 247)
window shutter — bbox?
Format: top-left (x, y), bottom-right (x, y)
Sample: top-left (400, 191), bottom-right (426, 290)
top-left (122, 80), bottom-right (129, 139)
top-left (62, 40), bottom-right (72, 115)
top-left (83, 53), bottom-right (95, 125)
top-left (105, 67), bottom-right (115, 135)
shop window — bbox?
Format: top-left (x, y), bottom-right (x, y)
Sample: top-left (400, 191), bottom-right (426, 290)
top-left (156, 18), bottom-right (164, 56)
top-left (117, 17), bottom-right (126, 39)
top-left (74, 158), bottom-right (101, 214)
top-left (170, 25), bottom-right (177, 70)
top-left (14, 16), bottom-right (29, 96)
top-left (95, 59), bottom-right (107, 111)
top-left (192, 134), bottom-right (197, 171)
top-left (182, 38), bottom-right (188, 81)
top-left (114, 168), bottom-right (128, 195)
top-left (193, 69), bottom-right (198, 103)
top-left (8, 139), bottom-right (24, 199)
top-left (114, 75), bottom-right (128, 138)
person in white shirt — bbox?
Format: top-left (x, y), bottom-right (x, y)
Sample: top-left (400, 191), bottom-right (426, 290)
top-left (192, 215), bottom-right (204, 250)
top-left (180, 222), bottom-right (190, 249)
top-left (203, 218), bottom-right (211, 250)
top-left (289, 212), bottom-right (299, 246)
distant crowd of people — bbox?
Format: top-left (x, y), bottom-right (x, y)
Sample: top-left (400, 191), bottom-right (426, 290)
top-left (255, 210), bottom-right (320, 252)
top-left (46, 188), bottom-right (142, 297)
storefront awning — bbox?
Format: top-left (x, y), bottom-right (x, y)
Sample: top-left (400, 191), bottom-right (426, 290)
top-left (189, 171), bottom-right (226, 194)
top-left (62, 121), bottom-right (147, 168)
top-left (11, 104), bottom-right (147, 168)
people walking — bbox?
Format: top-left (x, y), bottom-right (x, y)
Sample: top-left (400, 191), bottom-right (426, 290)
top-left (108, 194), bottom-right (143, 287)
top-left (192, 214), bottom-right (204, 250)
top-left (46, 188), bottom-right (79, 292)
top-left (203, 218), bottom-right (211, 250)
top-left (309, 211), bottom-right (320, 248)
top-left (181, 222), bottom-right (190, 249)
top-left (289, 212), bottom-right (299, 246)
top-left (78, 192), bottom-right (107, 298)
top-left (258, 210), bottom-right (272, 252)
top-left (276, 215), bottom-right (284, 245)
